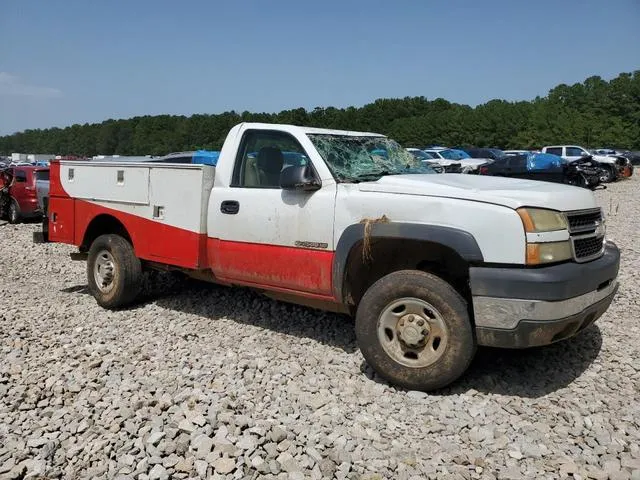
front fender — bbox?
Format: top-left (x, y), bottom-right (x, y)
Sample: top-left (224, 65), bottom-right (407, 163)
top-left (332, 222), bottom-right (484, 302)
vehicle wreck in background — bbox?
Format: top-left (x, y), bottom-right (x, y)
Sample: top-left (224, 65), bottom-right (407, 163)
top-left (542, 145), bottom-right (633, 183)
top-left (478, 151), bottom-right (605, 189)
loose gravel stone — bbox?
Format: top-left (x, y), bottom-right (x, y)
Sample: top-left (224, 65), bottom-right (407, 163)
top-left (0, 177), bottom-right (639, 479)
top-left (148, 464), bottom-right (169, 480)
top-left (213, 457), bottom-right (236, 474)
top-left (194, 459), bottom-right (208, 477)
top-left (147, 432), bottom-right (166, 446)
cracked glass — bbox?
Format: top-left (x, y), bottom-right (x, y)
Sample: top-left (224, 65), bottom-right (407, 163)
top-left (307, 134), bottom-right (436, 182)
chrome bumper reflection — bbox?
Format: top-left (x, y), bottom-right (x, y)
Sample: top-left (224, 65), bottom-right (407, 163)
top-left (472, 278), bottom-right (619, 330)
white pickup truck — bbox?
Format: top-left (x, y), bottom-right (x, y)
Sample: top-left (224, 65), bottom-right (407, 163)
top-left (541, 145), bottom-right (630, 182)
top-left (35, 123), bottom-right (620, 391)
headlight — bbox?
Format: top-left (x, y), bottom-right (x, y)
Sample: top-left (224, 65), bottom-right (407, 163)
top-left (517, 208), bottom-right (568, 232)
top-left (526, 241), bottom-right (572, 265)
top-left (517, 208), bottom-right (572, 265)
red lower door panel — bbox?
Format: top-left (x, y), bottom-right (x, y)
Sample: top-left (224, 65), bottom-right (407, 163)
top-left (209, 239), bottom-right (334, 296)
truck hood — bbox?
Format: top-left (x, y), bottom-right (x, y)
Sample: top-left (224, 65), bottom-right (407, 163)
top-left (357, 174), bottom-right (598, 210)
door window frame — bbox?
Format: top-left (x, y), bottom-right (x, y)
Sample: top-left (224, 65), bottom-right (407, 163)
top-left (565, 147), bottom-right (585, 157)
top-left (545, 147), bottom-right (563, 156)
top-left (230, 129), bottom-right (321, 189)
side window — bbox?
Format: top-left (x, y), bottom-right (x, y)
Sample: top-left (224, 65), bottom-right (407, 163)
top-left (545, 147), bottom-right (562, 156)
top-left (15, 170), bottom-right (27, 183)
top-left (232, 130), bottom-right (310, 188)
top-left (35, 170), bottom-right (50, 181)
top-left (565, 147), bottom-right (584, 157)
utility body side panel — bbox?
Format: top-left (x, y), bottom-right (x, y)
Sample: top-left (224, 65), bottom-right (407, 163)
top-left (49, 160), bottom-right (215, 269)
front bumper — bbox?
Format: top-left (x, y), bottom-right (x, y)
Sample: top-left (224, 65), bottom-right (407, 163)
top-left (470, 242), bottom-right (620, 348)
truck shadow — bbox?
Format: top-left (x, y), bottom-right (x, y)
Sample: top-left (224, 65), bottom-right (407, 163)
top-left (362, 324), bottom-right (603, 398)
top-left (60, 275), bottom-right (359, 354)
top-left (150, 279), bottom-right (359, 354)
top-left (61, 274), bottom-right (603, 397)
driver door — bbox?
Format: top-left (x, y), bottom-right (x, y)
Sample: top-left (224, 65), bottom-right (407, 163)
top-left (208, 129), bottom-right (337, 296)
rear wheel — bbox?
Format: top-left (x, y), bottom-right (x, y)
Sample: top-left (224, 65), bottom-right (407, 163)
top-left (8, 201), bottom-right (20, 224)
top-left (87, 234), bottom-right (142, 309)
top-left (355, 270), bottom-right (476, 391)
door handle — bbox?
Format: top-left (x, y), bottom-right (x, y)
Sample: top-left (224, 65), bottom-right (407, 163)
top-left (220, 200), bottom-right (239, 215)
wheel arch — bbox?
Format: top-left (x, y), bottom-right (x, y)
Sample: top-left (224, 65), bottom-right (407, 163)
top-left (80, 214), bottom-right (134, 252)
top-left (333, 222), bottom-right (484, 310)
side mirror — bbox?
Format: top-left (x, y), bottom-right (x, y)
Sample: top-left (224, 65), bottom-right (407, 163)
top-left (280, 165), bottom-right (321, 191)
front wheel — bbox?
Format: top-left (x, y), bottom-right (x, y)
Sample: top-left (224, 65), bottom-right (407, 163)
top-left (568, 173), bottom-right (588, 188)
top-left (355, 270), bottom-right (476, 391)
top-left (599, 166), bottom-right (616, 183)
top-left (87, 234), bottom-right (142, 309)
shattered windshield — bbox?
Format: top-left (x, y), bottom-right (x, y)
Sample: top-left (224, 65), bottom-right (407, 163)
top-left (307, 134), bottom-right (435, 182)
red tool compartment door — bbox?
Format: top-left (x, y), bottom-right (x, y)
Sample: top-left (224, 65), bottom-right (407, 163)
top-left (48, 197), bottom-right (75, 244)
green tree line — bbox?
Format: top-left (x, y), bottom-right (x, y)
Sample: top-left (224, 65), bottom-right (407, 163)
top-left (1, 71), bottom-right (639, 156)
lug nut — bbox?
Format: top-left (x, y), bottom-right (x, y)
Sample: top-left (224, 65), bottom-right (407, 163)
top-left (422, 329), bottom-right (428, 336)
top-left (409, 316), bottom-right (415, 323)
top-left (417, 319), bottom-right (425, 326)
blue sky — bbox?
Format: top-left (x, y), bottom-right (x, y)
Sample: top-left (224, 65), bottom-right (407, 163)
top-left (1, 0), bottom-right (638, 135)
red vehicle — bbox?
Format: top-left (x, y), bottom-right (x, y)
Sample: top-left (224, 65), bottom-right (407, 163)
top-left (1, 166), bottom-right (49, 223)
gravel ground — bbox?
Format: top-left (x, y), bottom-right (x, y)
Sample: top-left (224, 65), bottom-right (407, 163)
top-left (1, 177), bottom-right (639, 480)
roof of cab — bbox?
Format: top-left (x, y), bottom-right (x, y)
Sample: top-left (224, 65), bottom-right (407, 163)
top-left (235, 122), bottom-right (386, 138)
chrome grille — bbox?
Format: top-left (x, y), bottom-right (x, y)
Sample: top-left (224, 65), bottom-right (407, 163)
top-left (566, 208), bottom-right (602, 234)
top-left (565, 208), bottom-right (605, 262)
top-left (573, 235), bottom-right (604, 259)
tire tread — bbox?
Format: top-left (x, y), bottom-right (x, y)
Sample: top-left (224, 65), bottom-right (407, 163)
top-left (87, 234), bottom-right (142, 309)
top-left (355, 269), bottom-right (476, 391)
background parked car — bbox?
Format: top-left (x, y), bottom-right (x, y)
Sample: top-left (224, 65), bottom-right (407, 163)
top-left (462, 147), bottom-right (507, 161)
top-left (35, 169), bottom-right (50, 214)
top-left (147, 150), bottom-right (220, 165)
top-left (621, 151), bottom-right (640, 166)
top-left (1, 166), bottom-right (49, 223)
top-left (405, 148), bottom-right (445, 173)
top-left (503, 149), bottom-right (534, 156)
top-left (478, 151), bottom-right (602, 189)
top-left (422, 147), bottom-right (481, 173)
